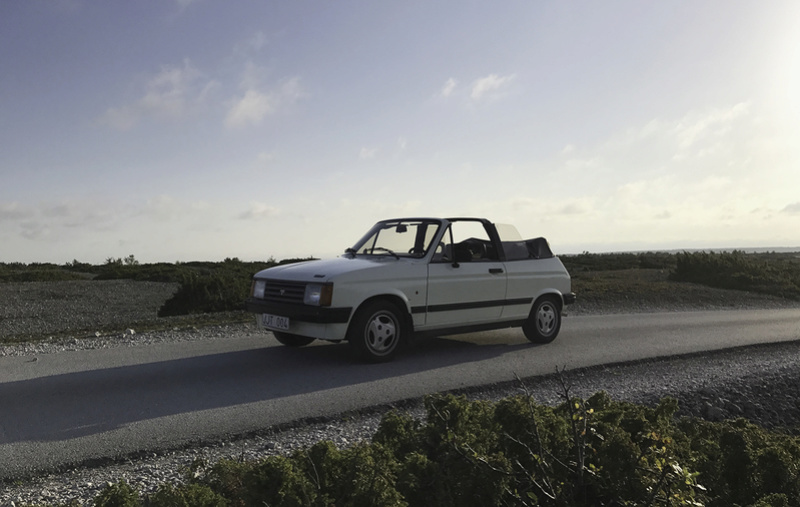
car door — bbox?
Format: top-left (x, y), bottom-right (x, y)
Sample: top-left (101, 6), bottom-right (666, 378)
top-left (423, 221), bottom-right (508, 328)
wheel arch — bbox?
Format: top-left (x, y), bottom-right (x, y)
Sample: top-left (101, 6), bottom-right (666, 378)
top-left (347, 293), bottom-right (414, 336)
top-left (529, 290), bottom-right (565, 316)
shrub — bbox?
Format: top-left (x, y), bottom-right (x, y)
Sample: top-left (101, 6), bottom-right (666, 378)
top-left (149, 483), bottom-right (227, 507)
top-left (86, 390), bottom-right (800, 507)
top-left (93, 480), bottom-right (140, 507)
top-left (158, 271), bottom-right (250, 316)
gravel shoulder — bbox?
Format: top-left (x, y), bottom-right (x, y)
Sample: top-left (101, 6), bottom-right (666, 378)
top-left (2, 278), bottom-right (800, 504)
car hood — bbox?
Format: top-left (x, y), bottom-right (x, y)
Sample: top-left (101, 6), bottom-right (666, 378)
top-left (253, 256), bottom-right (403, 282)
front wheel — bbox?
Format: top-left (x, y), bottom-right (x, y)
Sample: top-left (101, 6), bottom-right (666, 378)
top-left (523, 296), bottom-right (561, 344)
top-left (273, 331), bottom-right (316, 347)
top-left (347, 300), bottom-right (405, 363)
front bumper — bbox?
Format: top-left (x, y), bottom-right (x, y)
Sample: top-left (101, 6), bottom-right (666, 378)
top-left (244, 297), bottom-right (352, 324)
top-left (563, 292), bottom-right (577, 305)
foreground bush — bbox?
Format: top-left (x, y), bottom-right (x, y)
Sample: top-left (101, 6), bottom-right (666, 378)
top-left (87, 390), bottom-right (800, 507)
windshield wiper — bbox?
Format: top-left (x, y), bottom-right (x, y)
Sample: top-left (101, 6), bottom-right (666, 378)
top-left (370, 247), bottom-right (400, 259)
top-left (344, 247), bottom-right (357, 258)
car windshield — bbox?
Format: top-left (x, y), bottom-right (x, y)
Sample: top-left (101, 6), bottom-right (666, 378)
top-left (350, 220), bottom-right (441, 258)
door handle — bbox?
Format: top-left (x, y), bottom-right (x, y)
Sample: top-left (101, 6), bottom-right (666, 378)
top-left (489, 268), bottom-right (504, 274)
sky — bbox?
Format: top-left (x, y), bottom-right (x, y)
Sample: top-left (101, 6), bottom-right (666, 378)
top-left (1, 1), bottom-right (799, 264)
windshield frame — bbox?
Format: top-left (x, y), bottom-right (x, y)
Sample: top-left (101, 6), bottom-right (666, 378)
top-left (348, 218), bottom-right (444, 259)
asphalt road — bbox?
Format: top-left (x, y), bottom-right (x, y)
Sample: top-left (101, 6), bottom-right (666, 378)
top-left (1, 308), bottom-right (799, 478)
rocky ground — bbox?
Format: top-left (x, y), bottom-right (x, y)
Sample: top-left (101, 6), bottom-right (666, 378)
top-left (1, 278), bottom-right (800, 505)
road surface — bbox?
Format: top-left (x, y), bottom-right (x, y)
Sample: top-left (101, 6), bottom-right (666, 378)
top-left (1, 308), bottom-right (799, 478)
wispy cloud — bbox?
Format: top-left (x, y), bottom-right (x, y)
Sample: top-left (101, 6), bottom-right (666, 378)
top-left (225, 76), bottom-right (304, 128)
top-left (246, 31), bottom-right (268, 52)
top-left (440, 78), bottom-right (457, 98)
top-left (470, 73), bottom-right (515, 100)
top-left (0, 202), bottom-right (32, 221)
top-left (239, 202), bottom-right (280, 220)
top-left (3, 198), bottom-right (130, 243)
top-left (672, 102), bottom-right (750, 154)
top-left (782, 202), bottom-right (800, 215)
top-left (562, 102), bottom-right (756, 186)
top-left (359, 147), bottom-right (378, 160)
top-left (225, 89), bottom-right (277, 128)
top-left (100, 59), bottom-right (216, 129)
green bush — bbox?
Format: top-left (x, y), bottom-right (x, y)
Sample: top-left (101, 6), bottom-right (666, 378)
top-left (149, 483), bottom-right (227, 507)
top-left (93, 480), bottom-right (140, 507)
top-left (78, 391), bottom-right (800, 506)
top-left (157, 258), bottom-right (315, 316)
top-left (157, 271), bottom-right (250, 316)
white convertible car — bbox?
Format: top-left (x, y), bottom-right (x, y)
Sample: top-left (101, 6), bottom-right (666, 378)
top-left (245, 218), bottom-right (575, 362)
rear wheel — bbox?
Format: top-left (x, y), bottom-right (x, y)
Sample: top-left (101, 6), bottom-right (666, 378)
top-left (273, 331), bottom-right (315, 347)
top-left (347, 300), bottom-right (405, 362)
top-left (523, 296), bottom-right (561, 343)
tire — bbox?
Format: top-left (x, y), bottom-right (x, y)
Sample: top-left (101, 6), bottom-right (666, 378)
top-left (523, 296), bottom-right (561, 344)
top-left (273, 331), bottom-right (316, 347)
top-left (347, 300), bottom-right (405, 363)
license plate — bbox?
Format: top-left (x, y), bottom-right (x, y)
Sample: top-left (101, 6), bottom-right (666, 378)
top-left (261, 313), bottom-right (290, 331)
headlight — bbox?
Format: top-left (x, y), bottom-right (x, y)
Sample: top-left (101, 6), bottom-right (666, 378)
top-left (253, 280), bottom-right (266, 298)
top-left (304, 283), bottom-right (333, 306)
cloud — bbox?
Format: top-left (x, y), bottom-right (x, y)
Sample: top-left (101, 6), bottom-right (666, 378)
top-left (239, 202), bottom-right (280, 220)
top-left (19, 221), bottom-right (50, 240)
top-left (225, 89), bottom-right (276, 128)
top-left (470, 73), bottom-right (515, 100)
top-left (359, 147), bottom-right (378, 160)
top-left (225, 76), bottom-right (304, 128)
top-left (2, 198), bottom-right (132, 245)
top-left (0, 202), bottom-right (32, 221)
top-left (782, 202), bottom-right (800, 215)
top-left (440, 78), bottom-right (457, 98)
top-left (100, 59), bottom-right (215, 129)
top-left (257, 151), bottom-right (275, 164)
top-left (233, 32), bottom-right (276, 58)
top-left (511, 197), bottom-right (592, 217)
top-left (144, 194), bottom-right (182, 221)
top-left (558, 202), bottom-right (588, 216)
top-left (562, 101), bottom-right (757, 189)
top-left (248, 31), bottom-right (268, 51)
top-left (672, 102), bottom-right (750, 153)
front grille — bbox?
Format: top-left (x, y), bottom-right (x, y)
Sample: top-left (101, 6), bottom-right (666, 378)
top-left (263, 280), bottom-right (306, 304)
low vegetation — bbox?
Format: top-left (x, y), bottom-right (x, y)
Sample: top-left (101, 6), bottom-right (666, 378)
top-left (1, 250), bottom-right (798, 342)
top-left (669, 250), bottom-right (800, 301)
top-left (561, 250), bottom-right (800, 306)
top-left (0, 255), bottom-right (315, 318)
top-left (72, 383), bottom-right (800, 506)
top-left (2, 250), bottom-right (798, 316)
